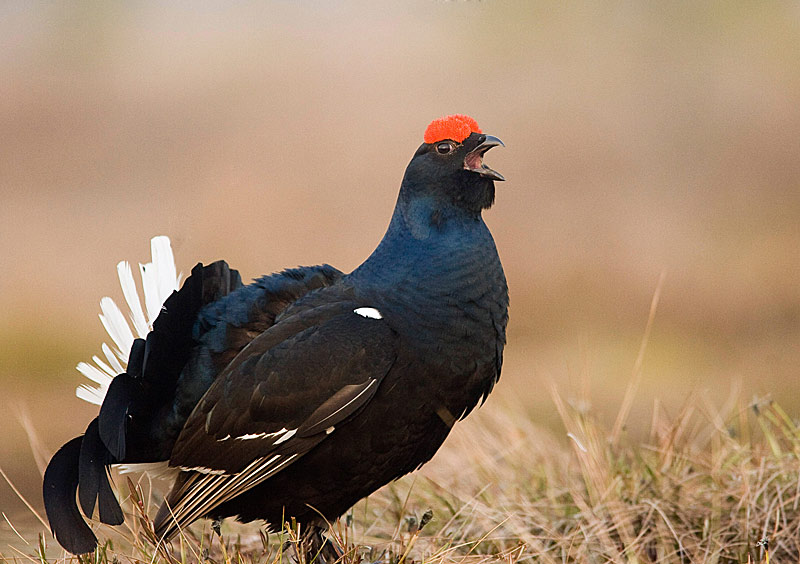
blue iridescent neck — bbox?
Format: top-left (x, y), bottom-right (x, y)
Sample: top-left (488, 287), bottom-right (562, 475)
top-left (349, 194), bottom-right (495, 289)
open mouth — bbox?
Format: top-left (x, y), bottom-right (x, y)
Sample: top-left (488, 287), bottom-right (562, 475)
top-left (464, 135), bottom-right (505, 181)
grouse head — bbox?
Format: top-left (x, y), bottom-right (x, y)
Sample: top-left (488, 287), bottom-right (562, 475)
top-left (399, 114), bottom-right (505, 219)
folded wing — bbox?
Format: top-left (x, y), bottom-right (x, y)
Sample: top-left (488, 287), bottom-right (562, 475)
top-left (155, 305), bottom-right (396, 541)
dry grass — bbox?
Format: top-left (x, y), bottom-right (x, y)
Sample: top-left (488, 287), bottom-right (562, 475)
top-left (3, 386), bottom-right (800, 564)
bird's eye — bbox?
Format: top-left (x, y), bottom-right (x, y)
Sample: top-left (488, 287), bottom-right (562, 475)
top-left (436, 142), bottom-right (454, 155)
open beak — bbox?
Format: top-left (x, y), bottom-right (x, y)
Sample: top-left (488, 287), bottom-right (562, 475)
top-left (464, 135), bottom-right (505, 181)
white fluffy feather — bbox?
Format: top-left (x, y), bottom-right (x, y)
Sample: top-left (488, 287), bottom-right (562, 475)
top-left (76, 236), bottom-right (181, 405)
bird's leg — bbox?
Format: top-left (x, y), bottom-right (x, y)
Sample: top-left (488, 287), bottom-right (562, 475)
top-left (299, 525), bottom-right (343, 564)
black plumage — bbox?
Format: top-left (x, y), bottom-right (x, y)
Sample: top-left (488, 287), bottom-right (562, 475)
top-left (43, 115), bottom-right (509, 556)
top-left (43, 438), bottom-right (96, 554)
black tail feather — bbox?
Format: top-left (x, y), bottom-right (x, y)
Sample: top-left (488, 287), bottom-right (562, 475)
top-left (97, 373), bottom-right (137, 460)
top-left (77, 419), bottom-right (102, 516)
top-left (126, 337), bottom-right (146, 378)
top-left (78, 419), bottom-right (123, 525)
top-left (43, 437), bottom-right (97, 555)
top-left (97, 467), bottom-right (124, 525)
top-left (95, 262), bottom-right (243, 464)
top-left (44, 260), bottom-right (246, 555)
top-left (142, 262), bottom-right (232, 390)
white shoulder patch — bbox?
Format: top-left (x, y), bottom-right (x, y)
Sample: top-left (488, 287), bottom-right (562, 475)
top-left (354, 307), bottom-right (383, 320)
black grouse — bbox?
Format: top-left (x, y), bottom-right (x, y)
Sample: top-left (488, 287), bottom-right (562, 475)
top-left (43, 114), bottom-right (509, 555)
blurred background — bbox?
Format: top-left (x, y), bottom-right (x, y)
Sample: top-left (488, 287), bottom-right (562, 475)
top-left (1, 1), bottom-right (798, 540)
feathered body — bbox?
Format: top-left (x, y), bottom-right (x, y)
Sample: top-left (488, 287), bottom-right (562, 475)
top-left (43, 115), bottom-right (509, 555)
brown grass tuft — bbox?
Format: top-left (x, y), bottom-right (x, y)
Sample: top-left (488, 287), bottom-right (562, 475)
top-left (4, 387), bottom-right (798, 564)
